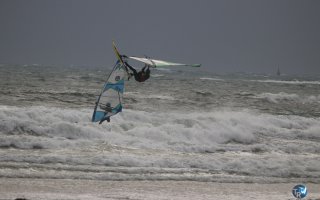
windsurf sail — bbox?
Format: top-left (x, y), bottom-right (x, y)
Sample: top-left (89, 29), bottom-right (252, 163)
top-left (128, 56), bottom-right (201, 68)
top-left (91, 61), bottom-right (125, 122)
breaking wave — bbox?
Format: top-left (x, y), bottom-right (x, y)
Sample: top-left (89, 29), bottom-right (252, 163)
top-left (1, 105), bottom-right (320, 152)
top-left (1, 106), bottom-right (320, 182)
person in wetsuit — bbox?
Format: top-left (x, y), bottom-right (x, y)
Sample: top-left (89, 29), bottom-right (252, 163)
top-left (99, 102), bottom-right (112, 124)
top-left (122, 55), bottom-right (151, 82)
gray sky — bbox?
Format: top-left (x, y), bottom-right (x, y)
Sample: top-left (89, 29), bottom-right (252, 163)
top-left (1, 0), bottom-right (320, 75)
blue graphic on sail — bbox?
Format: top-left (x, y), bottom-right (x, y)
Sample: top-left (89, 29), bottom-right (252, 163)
top-left (92, 61), bottom-right (125, 123)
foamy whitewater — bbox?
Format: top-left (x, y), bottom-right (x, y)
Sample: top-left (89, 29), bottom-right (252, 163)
top-left (0, 65), bottom-right (320, 183)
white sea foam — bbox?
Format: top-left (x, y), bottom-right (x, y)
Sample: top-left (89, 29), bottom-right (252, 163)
top-left (1, 105), bottom-right (320, 181)
top-left (1, 105), bottom-right (320, 151)
top-left (154, 68), bottom-right (172, 72)
top-left (200, 77), bottom-right (225, 81)
top-left (252, 79), bottom-right (320, 85)
top-left (255, 92), bottom-right (320, 104)
top-left (144, 95), bottom-right (176, 100)
top-left (151, 74), bottom-right (165, 78)
top-left (126, 92), bottom-right (175, 101)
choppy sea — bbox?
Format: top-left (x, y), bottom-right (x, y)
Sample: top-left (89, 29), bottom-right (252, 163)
top-left (0, 64), bottom-right (319, 183)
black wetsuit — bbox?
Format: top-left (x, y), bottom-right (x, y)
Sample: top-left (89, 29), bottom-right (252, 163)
top-left (125, 62), bottom-right (150, 82)
top-left (99, 103), bottom-right (112, 124)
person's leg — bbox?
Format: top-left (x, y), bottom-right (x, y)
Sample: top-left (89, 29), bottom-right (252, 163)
top-left (99, 118), bottom-right (105, 124)
top-left (125, 63), bottom-right (141, 81)
top-left (141, 65), bottom-right (147, 72)
top-left (99, 116), bottom-right (110, 124)
top-left (146, 66), bottom-right (150, 74)
top-left (125, 62), bottom-right (137, 75)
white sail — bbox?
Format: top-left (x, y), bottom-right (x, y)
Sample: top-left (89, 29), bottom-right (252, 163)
top-left (128, 56), bottom-right (201, 68)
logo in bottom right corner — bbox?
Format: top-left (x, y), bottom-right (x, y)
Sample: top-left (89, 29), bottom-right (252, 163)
top-left (292, 184), bottom-right (308, 199)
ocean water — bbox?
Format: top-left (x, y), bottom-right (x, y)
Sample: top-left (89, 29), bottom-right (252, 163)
top-left (0, 64), bottom-right (320, 183)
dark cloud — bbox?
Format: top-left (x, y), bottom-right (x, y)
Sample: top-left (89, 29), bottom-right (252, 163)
top-left (1, 0), bottom-right (320, 75)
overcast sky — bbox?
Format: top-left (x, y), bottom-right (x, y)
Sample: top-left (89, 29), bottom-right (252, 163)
top-left (1, 0), bottom-right (320, 75)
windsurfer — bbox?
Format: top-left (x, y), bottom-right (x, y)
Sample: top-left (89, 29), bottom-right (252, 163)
top-left (122, 55), bottom-right (150, 82)
top-left (99, 102), bottom-right (112, 124)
